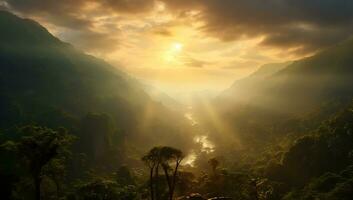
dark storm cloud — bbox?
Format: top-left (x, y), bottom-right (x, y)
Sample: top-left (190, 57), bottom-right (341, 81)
top-left (162, 0), bottom-right (353, 54)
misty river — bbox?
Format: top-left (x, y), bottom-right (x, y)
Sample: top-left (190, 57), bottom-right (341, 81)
top-left (183, 106), bottom-right (215, 166)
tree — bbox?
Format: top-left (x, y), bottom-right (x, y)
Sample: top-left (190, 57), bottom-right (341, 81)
top-left (79, 113), bottom-right (115, 162)
top-left (175, 171), bottom-right (196, 196)
top-left (208, 158), bottom-right (220, 175)
top-left (142, 147), bottom-right (160, 200)
top-left (142, 146), bottom-right (184, 200)
top-left (159, 146), bottom-right (184, 200)
top-left (5, 126), bottom-right (74, 200)
top-left (116, 165), bottom-right (135, 186)
top-left (75, 178), bottom-right (138, 200)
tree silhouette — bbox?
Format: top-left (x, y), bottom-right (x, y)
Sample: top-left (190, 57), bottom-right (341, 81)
top-left (6, 126), bottom-right (74, 200)
top-left (142, 146), bottom-right (184, 200)
top-left (159, 146), bottom-right (184, 200)
top-left (208, 157), bottom-right (220, 175)
top-left (142, 147), bottom-right (160, 200)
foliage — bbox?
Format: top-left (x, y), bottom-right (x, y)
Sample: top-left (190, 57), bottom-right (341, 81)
top-left (74, 178), bottom-right (138, 200)
top-left (142, 146), bottom-right (184, 200)
top-left (1, 126), bottom-right (75, 199)
top-left (1, 9), bottom-right (353, 200)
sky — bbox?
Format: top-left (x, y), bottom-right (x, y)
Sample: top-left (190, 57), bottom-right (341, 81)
top-left (1, 0), bottom-right (353, 95)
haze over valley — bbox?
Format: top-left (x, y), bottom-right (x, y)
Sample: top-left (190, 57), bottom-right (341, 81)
top-left (1, 1), bottom-right (353, 200)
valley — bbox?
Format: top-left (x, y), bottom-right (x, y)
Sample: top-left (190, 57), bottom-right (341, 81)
top-left (0, 4), bottom-right (353, 200)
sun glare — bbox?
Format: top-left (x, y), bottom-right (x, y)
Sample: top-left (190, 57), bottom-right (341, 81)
top-left (163, 42), bottom-right (184, 63)
top-left (173, 42), bottom-right (183, 51)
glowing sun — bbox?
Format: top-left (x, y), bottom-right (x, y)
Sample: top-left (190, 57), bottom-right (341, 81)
top-left (173, 42), bottom-right (183, 51)
top-left (163, 42), bottom-right (184, 63)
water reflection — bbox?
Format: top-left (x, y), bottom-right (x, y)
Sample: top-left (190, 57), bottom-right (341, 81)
top-left (183, 107), bottom-right (215, 166)
top-left (194, 135), bottom-right (215, 153)
top-left (184, 153), bottom-right (197, 166)
top-left (184, 112), bottom-right (198, 126)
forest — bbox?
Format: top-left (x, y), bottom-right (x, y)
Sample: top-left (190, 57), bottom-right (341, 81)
top-left (1, 5), bottom-right (353, 200)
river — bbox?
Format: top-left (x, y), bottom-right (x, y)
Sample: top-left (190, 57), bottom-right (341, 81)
top-left (183, 106), bottom-right (215, 166)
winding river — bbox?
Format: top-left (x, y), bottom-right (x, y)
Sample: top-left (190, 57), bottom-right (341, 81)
top-left (183, 106), bottom-right (215, 166)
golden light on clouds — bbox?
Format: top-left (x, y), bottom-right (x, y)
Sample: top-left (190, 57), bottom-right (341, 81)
top-left (5, 0), bottom-right (346, 96)
top-left (163, 42), bottom-right (183, 63)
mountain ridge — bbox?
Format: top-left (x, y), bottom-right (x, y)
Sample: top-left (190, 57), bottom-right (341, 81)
top-left (218, 38), bottom-right (353, 115)
top-left (0, 10), bottom-right (192, 156)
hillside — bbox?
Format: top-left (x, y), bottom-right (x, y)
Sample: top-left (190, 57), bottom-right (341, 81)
top-left (219, 62), bottom-right (291, 105)
top-left (0, 11), bottom-right (192, 167)
top-left (218, 39), bottom-right (353, 116)
top-left (188, 38), bottom-right (353, 200)
top-left (193, 38), bottom-right (353, 162)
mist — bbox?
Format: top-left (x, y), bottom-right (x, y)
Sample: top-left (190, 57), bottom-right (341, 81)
top-left (1, 3), bottom-right (353, 200)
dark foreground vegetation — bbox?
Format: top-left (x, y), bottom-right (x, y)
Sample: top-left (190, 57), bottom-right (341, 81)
top-left (1, 11), bottom-right (353, 200)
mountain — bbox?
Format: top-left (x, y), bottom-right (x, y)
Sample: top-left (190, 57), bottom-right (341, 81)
top-left (218, 40), bottom-right (353, 116)
top-left (140, 83), bottom-right (183, 110)
top-left (244, 62), bottom-right (291, 78)
top-left (0, 11), bottom-right (192, 166)
top-left (193, 38), bottom-right (353, 156)
top-left (219, 62), bottom-right (291, 105)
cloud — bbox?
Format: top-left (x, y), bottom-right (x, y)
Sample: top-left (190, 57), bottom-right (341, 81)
top-left (102, 0), bottom-right (156, 14)
top-left (2, 0), bottom-right (126, 54)
top-left (3, 0), bottom-right (159, 30)
top-left (222, 60), bottom-right (260, 70)
top-left (3, 0), bottom-right (353, 56)
top-left (4, 0), bottom-right (93, 29)
top-left (3, 0), bottom-right (161, 53)
top-left (5, 0), bottom-right (157, 18)
top-left (183, 57), bottom-right (207, 68)
top-left (5, 0), bottom-right (86, 13)
top-left (179, 53), bottom-right (209, 68)
top-left (161, 0), bottom-right (353, 55)
top-left (0, 1), bottom-right (9, 9)
top-left (259, 24), bottom-right (353, 55)
top-left (63, 29), bottom-right (120, 54)
top-left (152, 27), bottom-right (173, 36)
